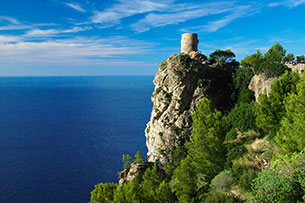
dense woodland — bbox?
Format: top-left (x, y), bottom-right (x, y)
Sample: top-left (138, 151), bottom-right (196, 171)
top-left (90, 43), bottom-right (305, 203)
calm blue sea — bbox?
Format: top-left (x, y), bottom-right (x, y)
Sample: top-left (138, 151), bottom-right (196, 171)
top-left (0, 76), bottom-right (154, 203)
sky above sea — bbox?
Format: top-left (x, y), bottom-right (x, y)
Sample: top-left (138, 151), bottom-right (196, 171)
top-left (1, 0), bottom-right (305, 76)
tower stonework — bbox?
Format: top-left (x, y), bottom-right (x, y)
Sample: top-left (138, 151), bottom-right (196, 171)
top-left (181, 33), bottom-right (199, 54)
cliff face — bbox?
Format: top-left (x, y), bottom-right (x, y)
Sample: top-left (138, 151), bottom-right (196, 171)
top-left (145, 53), bottom-right (232, 165)
top-left (286, 63), bottom-right (305, 75)
top-left (248, 74), bottom-right (276, 101)
top-left (248, 65), bottom-right (305, 101)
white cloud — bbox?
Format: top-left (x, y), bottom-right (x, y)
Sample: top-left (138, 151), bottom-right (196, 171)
top-left (64, 2), bottom-right (86, 12)
top-left (180, 5), bottom-right (253, 33)
top-left (0, 36), bottom-right (152, 66)
top-left (131, 2), bottom-right (234, 32)
top-left (268, 0), bottom-right (305, 8)
top-left (25, 26), bottom-right (91, 36)
top-left (0, 25), bottom-right (33, 31)
top-left (89, 0), bottom-right (250, 33)
top-left (0, 16), bottom-right (20, 24)
top-left (90, 0), bottom-right (171, 24)
top-left (0, 35), bottom-right (20, 43)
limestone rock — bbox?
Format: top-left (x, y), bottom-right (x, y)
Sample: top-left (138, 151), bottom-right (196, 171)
top-left (119, 162), bottom-right (154, 186)
top-left (248, 74), bottom-right (276, 101)
top-left (248, 64), bottom-right (304, 101)
top-left (118, 162), bottom-right (166, 186)
top-left (286, 63), bottom-right (305, 75)
top-left (145, 54), bottom-right (231, 165)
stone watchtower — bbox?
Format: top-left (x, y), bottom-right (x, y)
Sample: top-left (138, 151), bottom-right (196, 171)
top-left (181, 33), bottom-right (199, 54)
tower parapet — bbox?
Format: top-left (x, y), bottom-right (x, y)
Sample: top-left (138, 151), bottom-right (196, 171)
top-left (181, 33), bottom-right (199, 54)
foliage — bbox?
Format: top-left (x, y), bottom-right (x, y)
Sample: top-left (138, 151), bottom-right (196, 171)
top-left (241, 50), bottom-right (264, 74)
top-left (172, 98), bottom-right (226, 202)
top-left (165, 145), bottom-right (188, 176)
top-left (241, 43), bottom-right (288, 78)
top-left (141, 163), bottom-right (162, 201)
top-left (176, 53), bottom-right (198, 71)
top-left (210, 171), bottom-right (234, 192)
top-left (282, 53), bottom-right (295, 63)
top-left (171, 157), bottom-right (196, 202)
top-left (122, 154), bottom-right (132, 170)
top-left (296, 55), bottom-right (305, 63)
top-left (255, 70), bottom-right (300, 132)
top-left (155, 180), bottom-right (176, 202)
top-left (276, 72), bottom-right (305, 153)
top-left (231, 67), bottom-right (255, 104)
top-left (133, 151), bottom-right (145, 164)
top-left (204, 191), bottom-right (236, 203)
top-left (159, 60), bottom-right (167, 71)
top-left (261, 43), bottom-right (288, 78)
top-left (209, 49), bottom-right (239, 70)
top-left (225, 103), bottom-right (257, 142)
top-left (250, 151), bottom-right (305, 203)
top-left (209, 49), bottom-right (236, 64)
top-left (90, 183), bottom-right (116, 203)
top-left (155, 87), bottom-right (162, 94)
top-left (90, 46), bottom-right (305, 203)
top-left (238, 169), bottom-right (256, 191)
top-left (224, 145), bottom-right (247, 169)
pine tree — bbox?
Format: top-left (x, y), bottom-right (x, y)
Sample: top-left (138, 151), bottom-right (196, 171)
top-left (276, 72), bottom-right (305, 153)
top-left (172, 98), bottom-right (226, 202)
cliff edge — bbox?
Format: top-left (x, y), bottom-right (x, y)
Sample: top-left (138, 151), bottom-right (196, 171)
top-left (145, 52), bottom-right (233, 165)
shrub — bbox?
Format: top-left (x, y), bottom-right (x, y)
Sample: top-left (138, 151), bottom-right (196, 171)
top-left (122, 154), bottom-right (131, 170)
top-left (155, 87), bottom-right (162, 94)
top-left (90, 183), bottom-right (116, 203)
top-left (133, 151), bottom-right (145, 164)
top-left (255, 70), bottom-right (299, 132)
top-left (210, 171), bottom-right (234, 192)
top-left (250, 151), bottom-right (305, 203)
top-left (238, 169), bottom-right (256, 191)
top-left (225, 103), bottom-right (257, 142)
top-left (204, 191), bottom-right (236, 203)
top-left (159, 60), bottom-right (167, 71)
top-left (276, 72), bottom-right (305, 153)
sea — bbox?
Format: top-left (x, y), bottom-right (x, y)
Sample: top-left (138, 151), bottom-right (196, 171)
top-left (0, 76), bottom-right (154, 203)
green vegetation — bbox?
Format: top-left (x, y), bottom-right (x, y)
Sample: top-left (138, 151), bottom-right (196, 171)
top-left (172, 98), bottom-right (225, 202)
top-left (209, 49), bottom-right (239, 70)
top-left (241, 43), bottom-right (288, 78)
top-left (90, 44), bottom-right (305, 203)
top-left (159, 60), bottom-right (167, 71)
top-left (255, 70), bottom-right (299, 134)
top-left (155, 87), bottom-right (162, 94)
top-left (250, 151), bottom-right (305, 203)
top-left (282, 53), bottom-right (295, 63)
top-left (297, 54), bottom-right (305, 63)
top-left (276, 72), bottom-right (305, 153)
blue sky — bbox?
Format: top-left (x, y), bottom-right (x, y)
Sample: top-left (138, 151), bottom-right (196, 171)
top-left (1, 0), bottom-right (305, 76)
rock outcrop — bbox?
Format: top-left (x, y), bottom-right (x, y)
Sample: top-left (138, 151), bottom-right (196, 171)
top-left (248, 74), bottom-right (276, 101)
top-left (286, 63), bottom-right (305, 74)
top-left (119, 162), bottom-right (154, 186)
top-left (249, 64), bottom-right (304, 101)
top-left (145, 53), bottom-right (232, 165)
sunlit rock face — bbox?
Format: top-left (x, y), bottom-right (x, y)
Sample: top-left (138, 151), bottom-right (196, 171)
top-left (145, 54), bottom-right (207, 165)
top-left (248, 74), bottom-right (276, 101)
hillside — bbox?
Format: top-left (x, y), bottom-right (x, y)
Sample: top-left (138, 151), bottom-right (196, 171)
top-left (90, 34), bottom-right (305, 203)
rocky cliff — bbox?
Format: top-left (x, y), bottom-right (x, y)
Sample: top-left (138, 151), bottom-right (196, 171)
top-left (248, 74), bottom-right (276, 101)
top-left (145, 53), bottom-right (232, 165)
top-left (249, 64), bottom-right (304, 101)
